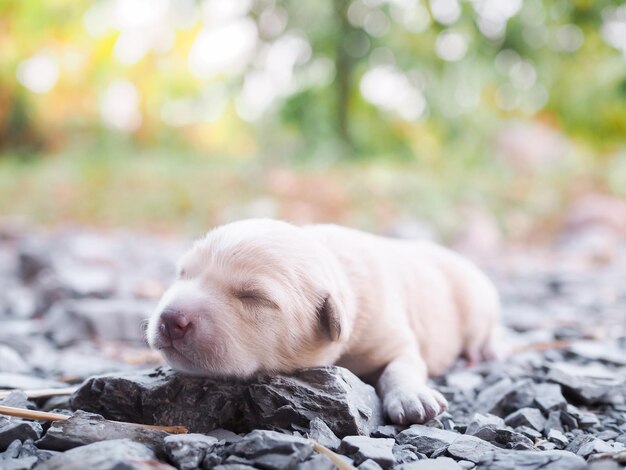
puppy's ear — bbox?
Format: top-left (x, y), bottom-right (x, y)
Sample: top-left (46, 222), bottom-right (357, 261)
top-left (317, 294), bottom-right (345, 342)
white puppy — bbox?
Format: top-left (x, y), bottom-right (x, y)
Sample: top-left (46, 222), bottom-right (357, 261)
top-left (147, 219), bottom-right (500, 425)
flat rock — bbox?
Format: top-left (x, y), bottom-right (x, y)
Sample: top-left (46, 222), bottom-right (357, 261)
top-left (396, 456), bottom-right (462, 469)
top-left (469, 425), bottom-right (533, 449)
top-left (0, 346), bottom-right (29, 374)
top-left (308, 417), bottom-right (341, 451)
top-left (0, 439), bottom-right (59, 468)
top-left (17, 240), bottom-right (51, 283)
top-left (222, 429), bottom-right (313, 469)
top-left (395, 425), bottom-right (460, 456)
top-left (547, 363), bottom-right (625, 405)
top-left (392, 444), bottom-right (422, 464)
top-left (36, 438), bottom-right (174, 470)
top-left (480, 449), bottom-right (586, 470)
top-left (474, 378), bottom-right (535, 416)
top-left (0, 373), bottom-right (65, 390)
top-left (46, 299), bottom-right (154, 343)
top-left (357, 459), bottom-right (384, 470)
top-left (164, 434), bottom-right (219, 470)
top-left (533, 383), bottom-right (567, 413)
top-left (447, 435), bottom-right (496, 463)
top-left (36, 410), bottom-right (168, 454)
top-left (0, 391), bottom-right (36, 410)
top-left (71, 366), bottom-right (383, 437)
top-left (0, 417), bottom-right (42, 451)
top-left (0, 456), bottom-right (38, 470)
top-left (504, 408), bottom-right (546, 432)
top-left (466, 414), bottom-right (505, 435)
top-left (299, 453), bottom-right (338, 469)
top-left (340, 435), bottom-right (395, 468)
top-left (547, 429), bottom-right (569, 448)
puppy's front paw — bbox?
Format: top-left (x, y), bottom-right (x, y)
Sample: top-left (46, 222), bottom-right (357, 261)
top-left (383, 385), bottom-right (448, 425)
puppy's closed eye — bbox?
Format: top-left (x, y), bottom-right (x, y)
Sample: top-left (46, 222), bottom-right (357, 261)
top-left (235, 288), bottom-right (278, 309)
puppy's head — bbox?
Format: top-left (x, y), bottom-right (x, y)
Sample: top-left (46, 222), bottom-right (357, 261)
top-left (146, 219), bottom-right (350, 377)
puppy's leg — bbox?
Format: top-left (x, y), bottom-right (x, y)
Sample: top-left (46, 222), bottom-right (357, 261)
top-left (377, 350), bottom-right (448, 425)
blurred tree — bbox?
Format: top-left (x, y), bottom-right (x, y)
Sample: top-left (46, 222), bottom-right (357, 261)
top-left (0, 0), bottom-right (624, 161)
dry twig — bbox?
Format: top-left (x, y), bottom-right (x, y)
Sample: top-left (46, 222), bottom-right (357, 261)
top-left (0, 404), bottom-right (188, 434)
top-left (309, 439), bottom-right (356, 470)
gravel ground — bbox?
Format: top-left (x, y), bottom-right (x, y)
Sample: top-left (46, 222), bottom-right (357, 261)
top-left (0, 225), bottom-right (624, 469)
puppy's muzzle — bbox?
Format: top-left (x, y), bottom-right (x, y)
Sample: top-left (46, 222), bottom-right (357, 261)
top-left (159, 309), bottom-right (191, 342)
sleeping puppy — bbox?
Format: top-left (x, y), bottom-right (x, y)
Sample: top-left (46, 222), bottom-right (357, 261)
top-left (146, 219), bottom-right (500, 425)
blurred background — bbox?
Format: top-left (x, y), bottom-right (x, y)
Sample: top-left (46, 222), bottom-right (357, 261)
top-left (1, 0), bottom-right (626, 257)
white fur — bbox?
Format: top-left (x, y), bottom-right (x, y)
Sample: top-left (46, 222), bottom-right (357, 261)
top-left (147, 219), bottom-right (500, 424)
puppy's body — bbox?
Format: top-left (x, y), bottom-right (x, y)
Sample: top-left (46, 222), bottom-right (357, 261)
top-left (147, 219), bottom-right (500, 424)
top-left (309, 225), bottom-right (498, 376)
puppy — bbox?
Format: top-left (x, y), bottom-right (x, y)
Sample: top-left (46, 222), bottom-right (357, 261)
top-left (147, 219), bottom-right (500, 425)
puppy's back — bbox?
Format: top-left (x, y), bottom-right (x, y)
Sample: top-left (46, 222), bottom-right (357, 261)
top-left (305, 224), bottom-right (500, 374)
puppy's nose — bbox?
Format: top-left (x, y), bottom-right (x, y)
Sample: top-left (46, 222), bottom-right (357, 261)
top-left (159, 310), bottom-right (190, 340)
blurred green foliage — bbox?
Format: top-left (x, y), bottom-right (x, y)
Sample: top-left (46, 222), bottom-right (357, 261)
top-left (1, 0), bottom-right (625, 155)
top-left (0, 0), bottom-right (625, 235)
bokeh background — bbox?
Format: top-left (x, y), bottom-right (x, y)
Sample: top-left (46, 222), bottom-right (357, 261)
top-left (2, 0), bottom-right (626, 255)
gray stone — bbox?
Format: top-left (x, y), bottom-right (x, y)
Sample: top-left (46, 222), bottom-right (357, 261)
top-left (0, 346), bottom-right (29, 374)
top-left (559, 410), bottom-right (578, 431)
top-left (36, 410), bottom-right (167, 454)
top-left (223, 430), bottom-right (313, 470)
top-left (465, 414), bottom-right (505, 435)
top-left (0, 373), bottom-right (65, 390)
top-left (71, 366), bottom-right (383, 438)
top-left (534, 383), bottom-right (567, 413)
top-left (56, 266), bottom-right (116, 299)
top-left (577, 437), bottom-right (614, 457)
top-left (206, 429), bottom-right (242, 444)
top-left (340, 435), bottom-right (395, 468)
top-left (47, 299), bottom-right (155, 343)
top-left (457, 460), bottom-right (476, 470)
top-left (0, 439), bottom-right (22, 459)
top-left (36, 439), bottom-right (172, 470)
top-left (0, 391), bottom-right (36, 410)
top-left (447, 435), bottom-right (496, 463)
top-left (538, 441), bottom-right (557, 451)
top-left (471, 424), bottom-right (533, 449)
top-left (587, 460), bottom-right (622, 470)
top-left (371, 425), bottom-right (402, 439)
top-left (395, 456), bottom-right (462, 469)
top-left (212, 465), bottom-right (254, 470)
top-left (482, 449), bottom-right (586, 469)
top-left (547, 429), bottom-right (569, 448)
top-left (0, 456), bottom-right (37, 470)
top-left (446, 371), bottom-right (483, 391)
top-left (0, 417), bottom-right (42, 451)
top-left (544, 410), bottom-right (564, 433)
top-left (474, 379), bottom-right (534, 416)
top-left (298, 453), bottom-right (337, 470)
top-left (357, 459), bottom-right (384, 470)
top-left (395, 425), bottom-right (459, 456)
top-left (547, 363), bottom-right (626, 406)
top-left (392, 444), bottom-right (422, 464)
top-left (17, 241), bottom-right (51, 282)
top-left (0, 438), bottom-right (59, 466)
top-left (515, 425), bottom-right (542, 440)
top-left (566, 433), bottom-right (596, 454)
top-left (465, 413), bottom-right (533, 449)
top-left (504, 407), bottom-right (546, 432)
top-left (569, 341), bottom-right (626, 366)
top-left (164, 434), bottom-right (219, 470)
top-left (308, 418), bottom-right (341, 451)
top-left (579, 412), bottom-right (600, 429)
top-left (596, 430), bottom-right (618, 441)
